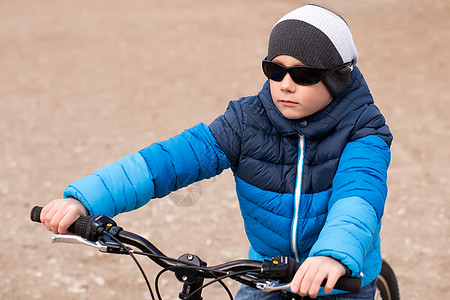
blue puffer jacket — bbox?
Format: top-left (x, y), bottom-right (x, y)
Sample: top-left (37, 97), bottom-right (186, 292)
top-left (63, 66), bottom-right (392, 292)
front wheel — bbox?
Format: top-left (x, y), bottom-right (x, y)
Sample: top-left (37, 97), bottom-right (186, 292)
top-left (375, 260), bottom-right (400, 300)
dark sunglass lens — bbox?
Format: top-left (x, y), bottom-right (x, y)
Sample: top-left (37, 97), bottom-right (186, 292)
top-left (269, 70), bottom-right (286, 81)
top-left (263, 61), bottom-right (286, 82)
top-left (290, 68), bottom-right (321, 85)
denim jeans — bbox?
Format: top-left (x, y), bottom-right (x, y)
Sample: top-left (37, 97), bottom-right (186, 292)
top-left (235, 279), bottom-right (377, 300)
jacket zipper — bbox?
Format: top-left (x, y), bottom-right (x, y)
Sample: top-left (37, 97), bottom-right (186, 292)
top-left (291, 134), bottom-right (305, 262)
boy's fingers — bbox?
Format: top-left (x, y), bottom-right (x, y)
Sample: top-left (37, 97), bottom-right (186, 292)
top-left (39, 199), bottom-right (86, 234)
top-left (42, 205), bottom-right (57, 232)
top-left (58, 210), bottom-right (79, 234)
top-left (323, 272), bottom-right (341, 294)
top-left (290, 261), bottom-right (308, 293)
top-left (299, 266), bottom-right (318, 296)
top-left (50, 208), bottom-right (67, 234)
top-left (308, 271), bottom-right (327, 298)
top-left (291, 257), bottom-right (347, 297)
top-left (40, 202), bottom-right (53, 226)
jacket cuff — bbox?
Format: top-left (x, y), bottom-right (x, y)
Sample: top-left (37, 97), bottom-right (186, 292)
top-left (309, 196), bottom-right (378, 276)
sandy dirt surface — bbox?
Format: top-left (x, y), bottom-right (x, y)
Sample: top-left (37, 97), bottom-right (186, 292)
top-left (1, 0), bottom-right (449, 299)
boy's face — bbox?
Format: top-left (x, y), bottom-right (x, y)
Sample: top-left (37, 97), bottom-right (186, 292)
top-left (269, 55), bottom-right (333, 120)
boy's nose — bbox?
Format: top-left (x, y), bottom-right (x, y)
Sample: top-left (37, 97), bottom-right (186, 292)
top-left (280, 73), bottom-right (296, 92)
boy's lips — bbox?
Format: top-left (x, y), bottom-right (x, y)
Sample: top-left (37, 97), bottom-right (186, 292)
top-left (279, 100), bottom-right (298, 106)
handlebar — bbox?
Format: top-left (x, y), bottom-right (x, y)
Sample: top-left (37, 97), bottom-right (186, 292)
top-left (31, 206), bottom-right (362, 299)
top-left (30, 206), bottom-right (172, 268)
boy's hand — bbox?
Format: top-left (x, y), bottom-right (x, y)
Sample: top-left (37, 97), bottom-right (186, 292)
top-left (40, 198), bottom-right (88, 234)
top-left (290, 256), bottom-right (346, 298)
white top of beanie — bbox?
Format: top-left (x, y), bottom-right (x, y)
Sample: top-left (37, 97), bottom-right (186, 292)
top-left (276, 5), bottom-right (359, 65)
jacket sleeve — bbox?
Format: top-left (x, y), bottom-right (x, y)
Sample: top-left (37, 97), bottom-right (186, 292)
top-left (63, 123), bottom-right (231, 217)
top-left (309, 135), bottom-right (391, 276)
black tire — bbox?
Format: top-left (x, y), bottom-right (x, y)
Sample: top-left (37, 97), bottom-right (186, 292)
top-left (376, 260), bottom-right (400, 300)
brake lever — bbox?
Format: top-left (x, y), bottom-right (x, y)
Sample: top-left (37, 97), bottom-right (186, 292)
top-left (256, 281), bottom-right (291, 292)
top-left (52, 234), bottom-right (108, 252)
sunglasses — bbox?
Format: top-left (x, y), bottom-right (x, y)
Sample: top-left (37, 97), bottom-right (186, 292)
top-left (262, 58), bottom-right (353, 86)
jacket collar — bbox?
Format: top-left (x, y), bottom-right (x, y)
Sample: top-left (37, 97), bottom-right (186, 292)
top-left (258, 66), bottom-right (373, 139)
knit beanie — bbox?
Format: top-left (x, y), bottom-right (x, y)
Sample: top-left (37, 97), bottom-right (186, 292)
top-left (267, 5), bottom-right (359, 97)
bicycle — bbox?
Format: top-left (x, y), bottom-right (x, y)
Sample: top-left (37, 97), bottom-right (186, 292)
top-left (30, 206), bottom-right (399, 300)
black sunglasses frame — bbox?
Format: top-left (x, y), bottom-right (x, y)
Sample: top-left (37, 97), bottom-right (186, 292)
top-left (262, 59), bottom-right (353, 86)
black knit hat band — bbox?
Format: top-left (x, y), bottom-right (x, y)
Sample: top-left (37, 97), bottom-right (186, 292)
top-left (267, 5), bottom-right (358, 97)
top-left (268, 20), bottom-right (344, 68)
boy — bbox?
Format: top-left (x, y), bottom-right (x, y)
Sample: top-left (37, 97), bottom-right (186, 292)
top-left (40, 5), bottom-right (392, 299)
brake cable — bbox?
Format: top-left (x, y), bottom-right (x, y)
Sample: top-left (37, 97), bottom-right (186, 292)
top-left (105, 232), bottom-right (156, 300)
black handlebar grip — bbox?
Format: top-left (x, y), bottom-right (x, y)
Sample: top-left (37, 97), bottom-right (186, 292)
top-left (30, 206), bottom-right (43, 223)
top-left (331, 276), bottom-right (362, 294)
top-left (30, 205), bottom-right (93, 237)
